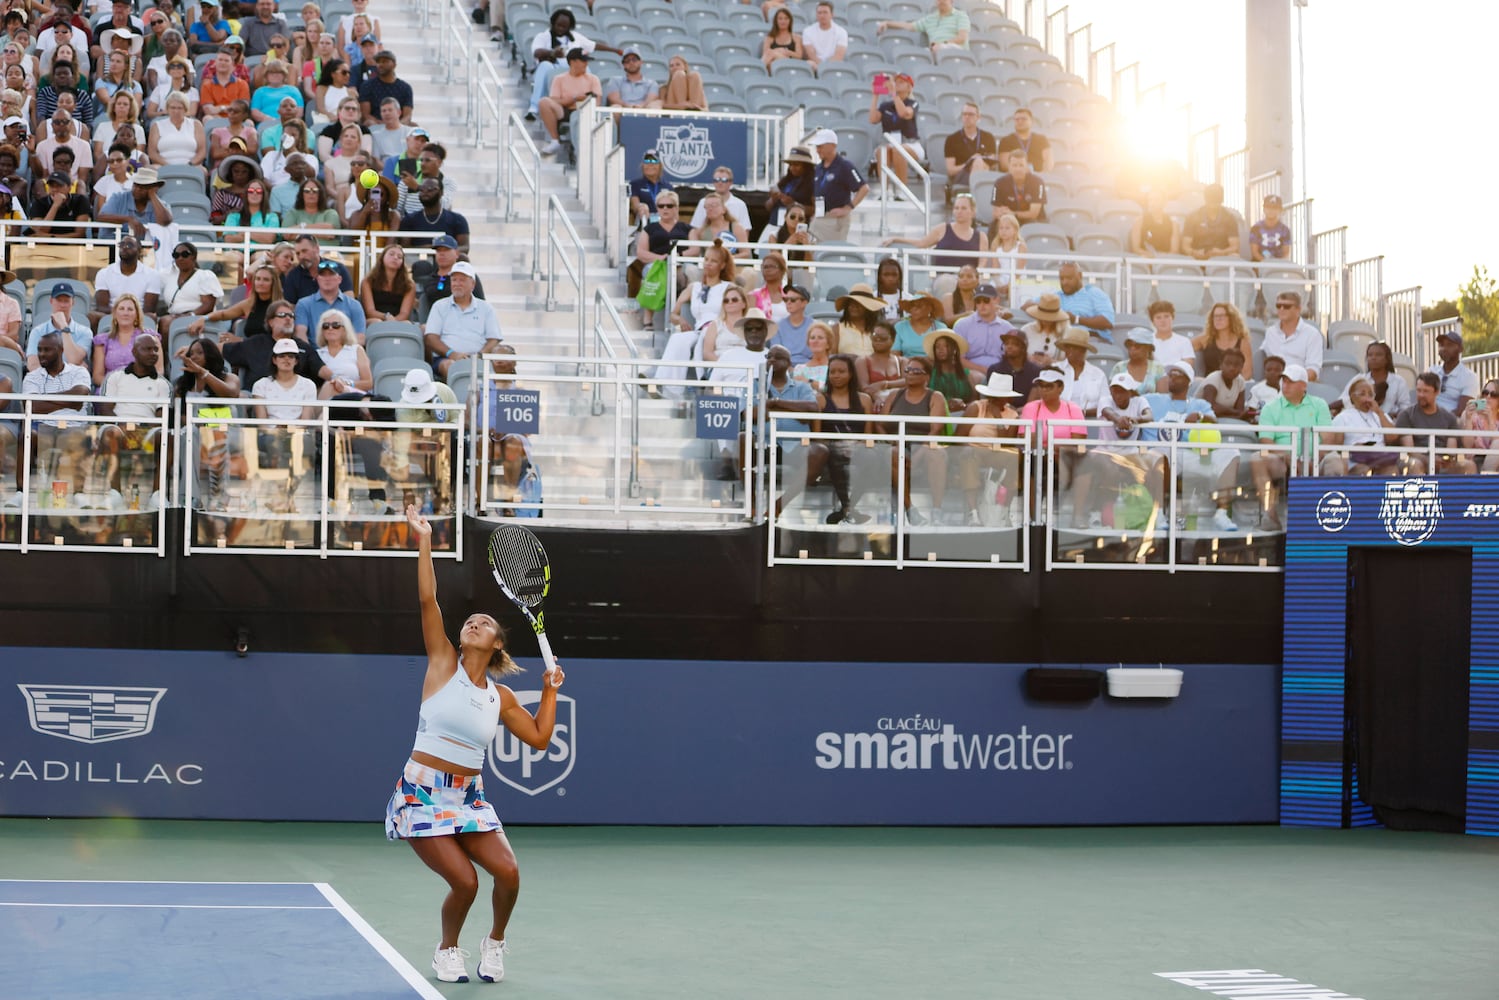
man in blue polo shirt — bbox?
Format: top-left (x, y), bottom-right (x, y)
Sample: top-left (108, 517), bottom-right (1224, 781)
top-left (424, 262), bottom-right (502, 380)
top-left (808, 127), bottom-right (867, 243)
top-left (606, 48), bottom-right (661, 110)
top-left (294, 260), bottom-right (367, 341)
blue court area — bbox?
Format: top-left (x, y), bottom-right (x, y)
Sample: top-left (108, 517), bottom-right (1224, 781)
top-left (0, 880), bottom-right (443, 1000)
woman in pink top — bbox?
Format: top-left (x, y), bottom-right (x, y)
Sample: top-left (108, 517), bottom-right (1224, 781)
top-left (1019, 367), bottom-right (1087, 520)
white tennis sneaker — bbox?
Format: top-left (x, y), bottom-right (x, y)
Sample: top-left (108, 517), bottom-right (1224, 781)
top-left (432, 945), bottom-right (471, 983)
top-left (477, 936), bottom-right (507, 982)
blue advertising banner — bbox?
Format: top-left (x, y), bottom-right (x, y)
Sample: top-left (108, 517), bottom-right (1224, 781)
top-left (695, 397), bottom-right (740, 439)
top-left (0, 651), bottom-right (1278, 825)
top-left (488, 388), bottom-right (541, 436)
top-left (1282, 476), bottom-right (1499, 836)
top-left (617, 115), bottom-right (750, 185)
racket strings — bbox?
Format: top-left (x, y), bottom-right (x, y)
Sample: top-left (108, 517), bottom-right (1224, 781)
top-left (489, 528), bottom-right (549, 607)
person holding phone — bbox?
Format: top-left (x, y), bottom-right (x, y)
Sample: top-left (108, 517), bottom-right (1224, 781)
top-left (868, 71), bottom-right (922, 184)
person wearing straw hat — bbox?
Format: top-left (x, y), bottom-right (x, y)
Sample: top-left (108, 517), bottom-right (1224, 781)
top-left (767, 145), bottom-right (816, 228)
top-left (924, 328), bottom-right (974, 413)
top-left (957, 371), bottom-right (1025, 527)
top-left (209, 152), bottom-right (260, 220)
top-left (891, 291), bottom-right (948, 359)
top-left (832, 282), bottom-right (885, 358)
top-left (808, 127), bottom-right (868, 243)
top-left (1019, 291), bottom-right (1069, 366)
top-left (1056, 325), bottom-right (1107, 417)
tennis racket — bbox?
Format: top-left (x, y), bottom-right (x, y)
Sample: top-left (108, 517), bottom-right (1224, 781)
top-left (486, 524), bottom-right (557, 675)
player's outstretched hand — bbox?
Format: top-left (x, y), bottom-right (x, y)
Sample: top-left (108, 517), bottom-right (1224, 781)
top-left (544, 661), bottom-right (565, 690)
top-left (405, 503), bottom-right (432, 538)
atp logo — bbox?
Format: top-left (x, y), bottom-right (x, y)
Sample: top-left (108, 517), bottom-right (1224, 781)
top-left (17, 684), bottom-right (167, 745)
top-left (1379, 478), bottom-right (1442, 546)
top-left (655, 124), bottom-right (713, 178)
top-left (488, 692), bottom-right (574, 796)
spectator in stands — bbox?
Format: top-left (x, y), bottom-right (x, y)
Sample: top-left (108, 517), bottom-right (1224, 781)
top-left (395, 143), bottom-right (452, 216)
top-left (868, 72), bottom-right (922, 185)
top-left (1200, 347), bottom-right (1249, 420)
top-left (46, 147), bottom-right (88, 202)
top-left (200, 49), bottom-right (249, 118)
top-left (367, 97), bottom-right (410, 162)
top-left (605, 47), bottom-right (660, 111)
top-left (924, 329), bottom-right (973, 412)
top-left (667, 240), bottom-right (734, 337)
top-left (36, 111), bottom-right (91, 186)
top-left (361, 243), bottom-right (416, 323)
top-left (187, 0), bottom-right (229, 56)
top-left (884, 192), bottom-right (989, 276)
top-left (28, 169), bottom-right (91, 235)
top-left (814, 352), bottom-right (873, 524)
top-left (1320, 375), bottom-right (1401, 476)
top-left (1141, 360), bottom-right (1210, 427)
top-left (357, 50), bottom-right (413, 125)
top-left (990, 149), bottom-right (1045, 233)
top-left (159, 241), bottom-right (220, 336)
top-left (92, 234), bottom-right (161, 328)
top-left (1048, 262), bottom-right (1115, 338)
top-left (997, 108), bottom-right (1052, 173)
top-left (794, 322), bottom-right (833, 389)
top-left (1345, 341), bottom-right (1409, 417)
top-left (943, 263), bottom-right (981, 325)
top-left (524, 7), bottom-right (607, 120)
top-left (943, 102), bottom-right (999, 198)
top-left (891, 291), bottom-right (947, 358)
top-left (252, 337), bottom-right (319, 421)
top-left (222, 299), bottom-right (323, 388)
top-left (764, 342), bottom-right (825, 517)
top-left (1020, 367), bottom-right (1086, 465)
top-left (145, 59), bottom-right (193, 120)
top-left (335, 0), bottom-right (382, 50)
top-left (97, 163), bottom-right (169, 236)
top-left (690, 165), bottom-right (752, 233)
top-left (251, 60), bottom-right (304, 125)
top-left (687, 193), bottom-right (750, 267)
top-left (25, 286), bottom-right (92, 370)
top-left (857, 319), bottom-right (904, 394)
top-left (419, 235), bottom-right (485, 313)
top-left (295, 258), bottom-right (367, 341)
top-left (255, 34), bottom-right (298, 90)
top-left (313, 307), bottom-right (371, 398)
top-left (145, 28), bottom-right (186, 93)
top-left (187, 262), bottom-right (281, 340)
top-left (809, 127), bottom-right (867, 243)
top-left (1129, 188), bottom-right (1179, 257)
top-left (313, 62), bottom-right (359, 128)
top-left (283, 173), bottom-right (339, 229)
top-left (761, 8), bottom-right (805, 72)
top-left (769, 204), bottom-right (814, 278)
top-left (1461, 378), bottom-right (1499, 473)
top-left (1182, 183), bottom-right (1241, 260)
top-left (701, 285), bottom-right (749, 364)
top-left (1111, 328), bottom-right (1164, 392)
top-left (991, 211), bottom-right (1026, 301)
top-left (627, 191), bottom-right (689, 326)
top-left (349, 171), bottom-right (401, 234)
top-left (92, 50), bottom-right (141, 115)
top-left (659, 54), bottom-right (707, 112)
top-left (1261, 290), bottom-right (1321, 380)
top-left (297, 29), bottom-right (336, 96)
top-left (1250, 193), bottom-right (1292, 262)
top-left (1251, 363), bottom-right (1328, 526)
top-left (1429, 328), bottom-right (1477, 416)
top-left (1145, 300), bottom-right (1195, 371)
top-left (95, 333), bottom-right (170, 490)
top-left (209, 152), bottom-right (259, 221)
top-left (396, 366), bottom-right (458, 426)
top-left (239, 0), bottom-right (286, 59)
top-left (752, 252), bottom-right (792, 318)
top-left (765, 146), bottom-right (815, 232)
top-left (1056, 326), bottom-right (1106, 417)
top-left (831, 282), bottom-right (884, 357)
top-left (1397, 371), bottom-right (1476, 475)
top-left (96, 94), bottom-right (145, 166)
top-left (882, 353), bottom-right (950, 523)
top-left (955, 372), bottom-right (1024, 525)
top-left (952, 282), bottom-right (1013, 376)
top-left (877, 0), bottom-right (969, 57)
top-left (1246, 354), bottom-right (1285, 414)
top-left (224, 177), bottom-right (280, 242)
top-left (770, 282), bottom-right (814, 363)
top-left (91, 293), bottom-right (151, 385)
top-left (537, 48), bottom-right (599, 157)
top-left (36, 61), bottom-right (95, 126)
top-left (425, 262), bottom-right (501, 381)
top-left (146, 91), bottom-right (205, 166)
top-left (15, 330), bottom-right (92, 492)
top-left (984, 327), bottom-right (1039, 403)
top-left (1070, 372), bottom-right (1159, 526)
top-left (873, 257), bottom-right (904, 320)
top-left (1192, 301), bottom-right (1254, 379)
top-left (268, 151), bottom-right (317, 215)
top-left (627, 148), bottom-right (671, 229)
top-left (801, 2), bottom-right (848, 68)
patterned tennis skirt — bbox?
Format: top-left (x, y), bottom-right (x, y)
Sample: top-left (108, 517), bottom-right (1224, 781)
top-left (385, 758), bottom-right (503, 841)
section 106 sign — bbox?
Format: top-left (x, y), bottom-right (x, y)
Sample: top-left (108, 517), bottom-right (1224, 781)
top-left (489, 389), bottom-right (540, 435)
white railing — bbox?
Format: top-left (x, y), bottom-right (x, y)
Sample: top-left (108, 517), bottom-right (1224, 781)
top-left (876, 136), bottom-right (932, 238)
top-left (1309, 425), bottom-right (1498, 479)
top-left (1379, 285), bottom-right (1424, 369)
top-left (545, 196), bottom-right (587, 354)
top-left (503, 110), bottom-right (543, 280)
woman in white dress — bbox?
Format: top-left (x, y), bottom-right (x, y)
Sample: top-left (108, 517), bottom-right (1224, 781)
top-left (314, 308), bottom-right (372, 398)
top-left (657, 242), bottom-right (735, 395)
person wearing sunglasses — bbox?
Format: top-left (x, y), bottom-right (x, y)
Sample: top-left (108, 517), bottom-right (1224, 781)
top-left (158, 241), bottom-right (222, 337)
top-left (1260, 291), bottom-right (1322, 382)
top-left (627, 193), bottom-right (689, 327)
top-left (294, 257), bottom-right (368, 342)
top-left (688, 164), bottom-right (750, 233)
top-left (605, 46), bottom-right (661, 111)
top-left (627, 147), bottom-right (672, 229)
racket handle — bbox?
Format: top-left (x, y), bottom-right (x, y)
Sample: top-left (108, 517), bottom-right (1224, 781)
top-left (536, 632), bottom-right (558, 676)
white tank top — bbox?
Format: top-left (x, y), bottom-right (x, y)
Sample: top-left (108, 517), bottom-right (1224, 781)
top-left (318, 344), bottom-right (360, 385)
top-left (411, 669), bottom-right (501, 770)
top-left (154, 116), bottom-right (198, 165)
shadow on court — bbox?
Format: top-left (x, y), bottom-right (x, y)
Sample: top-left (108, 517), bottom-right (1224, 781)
top-left (1, 820), bottom-right (1495, 999)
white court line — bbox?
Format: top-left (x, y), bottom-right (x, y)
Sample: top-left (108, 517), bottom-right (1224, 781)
top-left (315, 883), bottom-right (446, 1000)
top-left (0, 879), bottom-right (317, 885)
top-left (0, 902), bottom-right (335, 910)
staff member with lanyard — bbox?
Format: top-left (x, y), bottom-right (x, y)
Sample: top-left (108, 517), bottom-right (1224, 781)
top-left (808, 127), bottom-right (868, 243)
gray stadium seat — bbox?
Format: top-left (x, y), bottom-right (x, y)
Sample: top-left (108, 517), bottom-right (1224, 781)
top-left (1328, 320), bottom-right (1378, 357)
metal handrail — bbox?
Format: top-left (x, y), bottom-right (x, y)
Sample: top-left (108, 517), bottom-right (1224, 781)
top-left (503, 110), bottom-right (543, 280)
top-left (876, 136), bottom-right (931, 238)
top-left (545, 196), bottom-right (587, 354)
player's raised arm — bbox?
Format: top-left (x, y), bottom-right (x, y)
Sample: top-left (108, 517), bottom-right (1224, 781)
top-left (407, 504), bottom-right (454, 667)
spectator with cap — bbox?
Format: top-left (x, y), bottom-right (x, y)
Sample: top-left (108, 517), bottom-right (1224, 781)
top-left (952, 281), bottom-right (1013, 376)
top-left (1141, 360), bottom-right (1211, 430)
top-left (399, 177), bottom-right (469, 251)
top-left (357, 49), bottom-right (413, 125)
top-left (369, 96), bottom-right (412, 161)
top-left (252, 336), bottom-right (319, 421)
top-left (627, 148), bottom-right (672, 229)
top-left (1182, 183), bottom-right (1241, 260)
top-left (187, 0), bottom-right (230, 56)
top-left (25, 284), bottom-right (93, 370)
top-left (394, 143), bottom-right (453, 215)
top-left (538, 47), bottom-right (600, 157)
top-left (424, 261), bottom-right (502, 381)
top-left (419, 235), bottom-right (486, 313)
top-left (380, 124), bottom-right (427, 182)
top-left (1428, 327), bottom-right (1477, 416)
top-left (809, 127), bottom-right (868, 243)
top-left (1111, 327), bottom-right (1166, 393)
top-left (524, 7), bottom-right (616, 120)
top-left (295, 258), bottom-right (368, 342)
top-left (801, 2), bottom-right (849, 68)
top-left (1250, 193), bottom-right (1292, 262)
top-left (1020, 368), bottom-right (1087, 505)
top-left (996, 108), bottom-right (1053, 174)
top-left (96, 164), bottom-right (170, 236)
top-left (27, 169), bottom-right (91, 235)
top-left (350, 32), bottom-right (381, 88)
top-left (1055, 326), bottom-right (1107, 417)
top-left (1068, 372), bottom-right (1158, 527)
top-left (689, 165), bottom-right (752, 233)
top-left (397, 366), bottom-right (459, 425)
top-left (876, 0), bottom-right (970, 57)
top-left (92, 232), bottom-right (162, 328)
top-left (1260, 290), bottom-right (1322, 381)
top-left (282, 233), bottom-right (353, 303)
top-left (867, 71), bottom-right (923, 185)
top-left (990, 148), bottom-right (1046, 231)
top-left (1253, 363), bottom-right (1331, 529)
top-left (770, 282), bottom-right (815, 363)
top-left (605, 47), bottom-right (661, 110)
top-left (984, 327), bottom-right (1040, 403)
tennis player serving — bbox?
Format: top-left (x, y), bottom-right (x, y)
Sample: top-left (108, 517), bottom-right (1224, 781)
top-left (385, 504), bottom-right (565, 984)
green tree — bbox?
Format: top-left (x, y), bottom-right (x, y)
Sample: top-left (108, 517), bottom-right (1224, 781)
top-left (1455, 266), bottom-right (1499, 355)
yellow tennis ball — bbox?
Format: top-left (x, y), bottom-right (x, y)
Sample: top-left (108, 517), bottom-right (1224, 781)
top-left (359, 169), bottom-right (380, 189)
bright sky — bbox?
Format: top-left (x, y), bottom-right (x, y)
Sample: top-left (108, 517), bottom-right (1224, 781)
top-left (1047, 0), bottom-right (1498, 303)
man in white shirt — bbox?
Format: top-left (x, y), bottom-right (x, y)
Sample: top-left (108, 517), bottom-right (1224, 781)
top-left (16, 330), bottom-right (92, 497)
top-left (525, 8), bottom-right (595, 118)
top-left (801, 1), bottom-right (849, 66)
top-left (689, 166), bottom-right (751, 232)
top-left (91, 234), bottom-right (163, 329)
top-left (423, 262), bottom-right (502, 380)
top-left (1260, 291), bottom-right (1323, 381)
top-left (1428, 328), bottom-right (1478, 416)
top-left (1056, 326), bottom-right (1107, 417)
top-left (96, 332), bottom-right (171, 491)
top-left (1146, 300), bottom-right (1196, 370)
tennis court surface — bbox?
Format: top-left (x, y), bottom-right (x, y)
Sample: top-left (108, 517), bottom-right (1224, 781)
top-left (1, 819), bottom-right (1495, 998)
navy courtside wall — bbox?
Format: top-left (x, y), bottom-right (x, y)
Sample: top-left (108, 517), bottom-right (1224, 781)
top-left (1281, 476), bottom-right (1499, 836)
